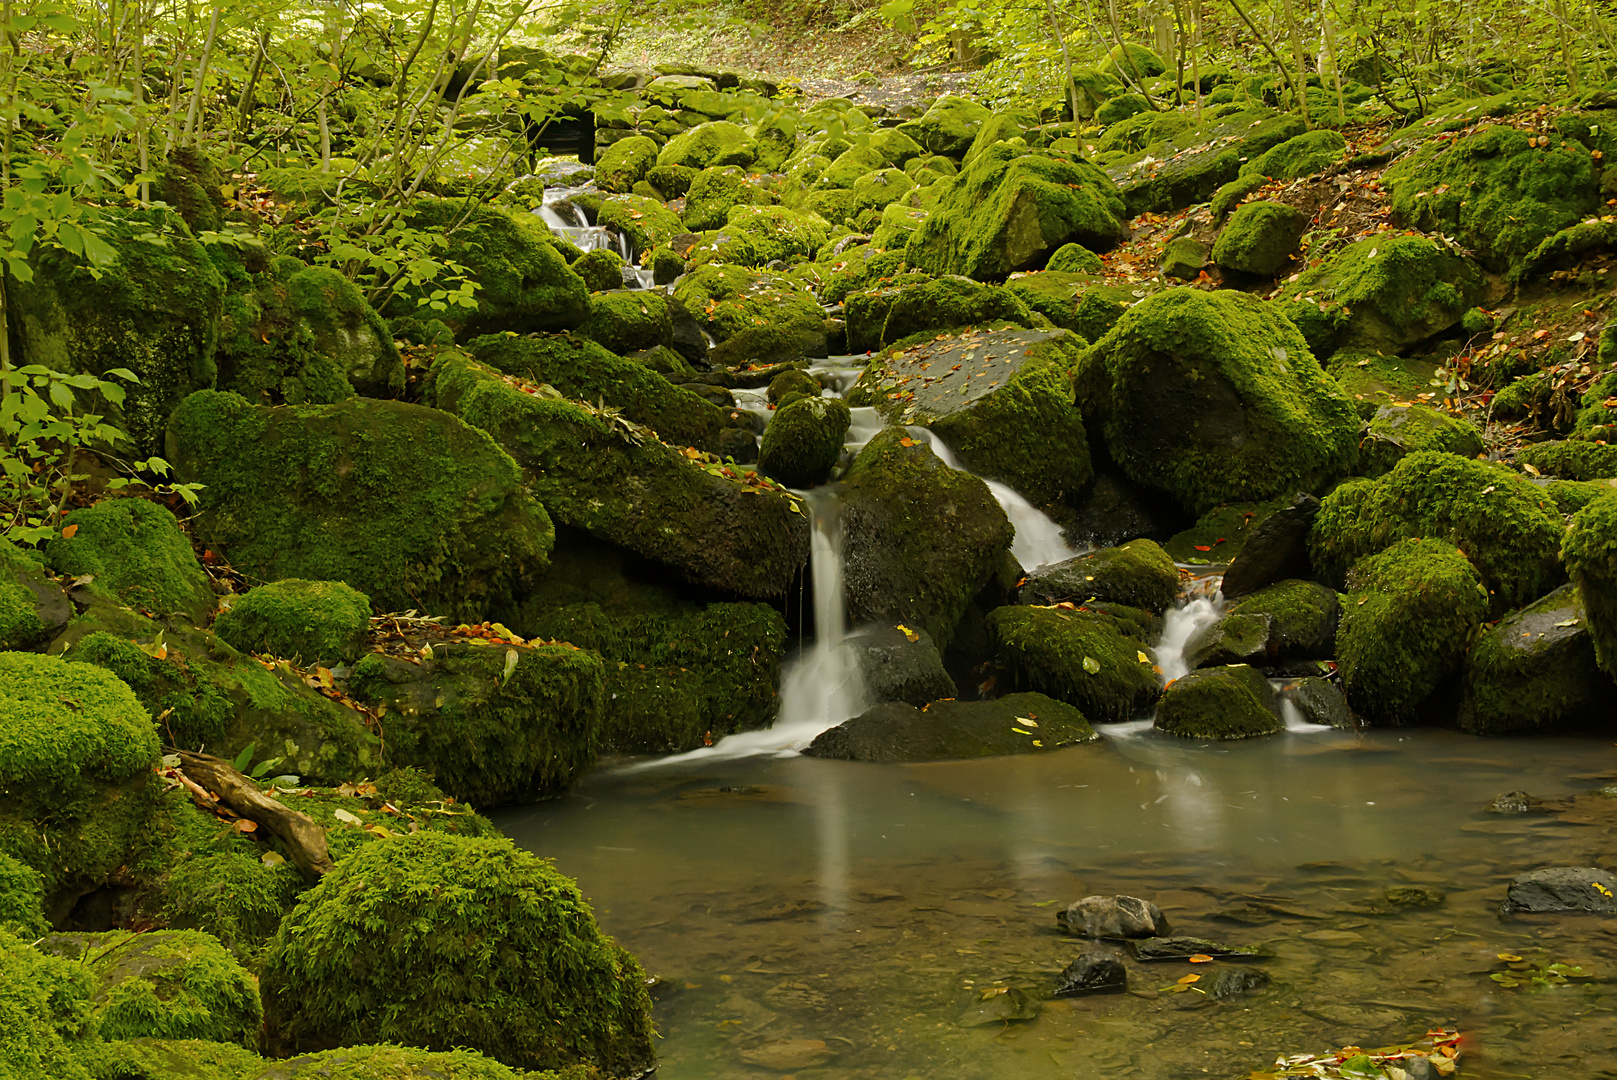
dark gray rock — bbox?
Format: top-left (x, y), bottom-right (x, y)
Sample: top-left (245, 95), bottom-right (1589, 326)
top-left (1054, 954), bottom-right (1128, 996)
top-left (1288, 676), bottom-right (1353, 728)
top-left (803, 692), bottom-right (1095, 762)
top-left (1204, 967), bottom-right (1270, 1000)
top-left (1069, 472), bottom-right (1173, 550)
top-left (1219, 493), bottom-right (1318, 599)
top-left (1127, 936), bottom-right (1266, 961)
top-left (849, 623), bottom-right (957, 707)
top-left (1500, 867), bottom-right (1617, 915)
top-left (1058, 895), bottom-right (1168, 939)
top-left (1488, 790), bottom-right (1545, 814)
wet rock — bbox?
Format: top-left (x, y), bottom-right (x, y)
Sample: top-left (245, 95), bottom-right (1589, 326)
top-left (1184, 612), bottom-right (1274, 669)
top-left (739, 1039), bottom-right (836, 1069)
top-left (1058, 895), bottom-right (1168, 939)
top-left (1220, 493), bottom-right (1319, 599)
top-left (849, 623), bottom-right (958, 707)
top-left (1190, 580), bottom-right (1340, 670)
top-left (803, 692), bottom-right (1095, 762)
top-left (1458, 583), bottom-right (1615, 734)
top-left (1128, 936), bottom-right (1265, 961)
top-left (1288, 676), bottom-right (1354, 728)
top-left (1155, 664), bottom-right (1283, 740)
top-left (1384, 885), bottom-right (1446, 908)
top-left (1054, 953), bottom-right (1128, 996)
top-left (955, 986), bottom-right (1041, 1027)
top-left (1204, 967), bottom-right (1270, 1000)
top-left (1488, 790), bottom-right (1546, 814)
top-left (1070, 472), bottom-right (1173, 549)
top-left (1501, 867), bottom-right (1617, 915)
top-left (1019, 539), bottom-right (1180, 613)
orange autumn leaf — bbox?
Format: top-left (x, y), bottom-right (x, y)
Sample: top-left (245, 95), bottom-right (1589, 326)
top-left (1188, 954), bottom-right (1215, 963)
top-left (61, 524), bottom-right (78, 539)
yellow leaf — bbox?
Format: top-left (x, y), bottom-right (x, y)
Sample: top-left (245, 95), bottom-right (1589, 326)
top-left (261, 851), bottom-right (286, 867)
top-left (1497, 953), bottom-right (1523, 961)
top-left (1177, 973), bottom-right (1201, 984)
top-left (1137, 651), bottom-right (1151, 664)
top-left (333, 808), bottom-right (364, 826)
top-left (315, 666), bottom-right (334, 689)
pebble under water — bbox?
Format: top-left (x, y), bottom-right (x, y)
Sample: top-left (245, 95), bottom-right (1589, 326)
top-left (497, 730), bottom-right (1617, 1079)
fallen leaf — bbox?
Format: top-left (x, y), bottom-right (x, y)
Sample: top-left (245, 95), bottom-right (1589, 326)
top-left (1177, 973), bottom-right (1202, 983)
top-left (1188, 954), bottom-right (1215, 963)
top-left (1137, 651), bottom-right (1151, 664)
top-left (333, 808), bottom-right (364, 826)
top-left (61, 523), bottom-right (78, 539)
top-left (235, 819), bottom-right (258, 833)
top-left (315, 666), bottom-right (334, 689)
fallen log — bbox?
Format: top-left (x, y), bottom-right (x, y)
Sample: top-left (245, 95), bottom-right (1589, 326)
top-left (172, 749), bottom-right (335, 879)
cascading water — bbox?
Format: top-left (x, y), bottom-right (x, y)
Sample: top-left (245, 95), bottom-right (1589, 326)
top-left (534, 187), bottom-right (653, 289)
top-left (1153, 574), bottom-right (1225, 685)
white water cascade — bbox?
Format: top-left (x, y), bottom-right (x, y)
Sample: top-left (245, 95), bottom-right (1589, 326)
top-left (535, 188), bottom-right (654, 288)
top-left (1152, 575), bottom-right (1226, 685)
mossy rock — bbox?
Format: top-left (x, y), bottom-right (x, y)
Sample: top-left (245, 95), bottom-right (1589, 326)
top-left (758, 396), bottom-right (850, 488)
top-left (10, 207), bottom-right (224, 455)
top-left (1019, 540), bottom-right (1179, 612)
top-left (815, 144), bottom-right (886, 190)
top-left (671, 264), bottom-right (827, 366)
top-left (213, 579), bottom-right (371, 666)
top-left (244, 1043), bottom-right (549, 1079)
top-left (907, 145), bottom-right (1127, 280)
top-left (0, 927), bottom-right (98, 1080)
top-left (1107, 42), bottom-right (1166, 79)
top-left (1545, 478), bottom-right (1617, 516)
top-left (683, 165), bottom-right (770, 231)
top-left (1105, 110), bottom-right (1304, 216)
top-left (594, 194), bottom-right (684, 253)
top-left (804, 692), bottom-right (1095, 761)
top-left (0, 540), bottom-right (72, 651)
top-left (1047, 242), bottom-right (1104, 275)
top-left (95, 1037), bottom-right (265, 1080)
top-left (1360, 404), bottom-right (1485, 477)
top-left (1095, 110), bottom-right (1193, 155)
top-left (167, 392), bottom-right (552, 624)
top-left (571, 248), bottom-right (625, 293)
top-left (1309, 451), bottom-right (1564, 613)
top-left (1275, 234), bottom-right (1485, 356)
top-left (0, 851), bottom-right (47, 937)
top-left (1159, 237), bottom-right (1207, 279)
top-left (845, 275), bottom-right (1035, 353)
top-left (850, 167), bottom-right (917, 217)
top-left (44, 499), bottom-right (214, 626)
top-left (275, 772), bottom-right (497, 864)
top-left (1155, 664), bottom-right (1282, 739)
top-left (1385, 124), bottom-right (1599, 274)
top-left (1094, 94), bottom-right (1150, 126)
top-left (260, 832), bottom-right (654, 1075)
top-left (1337, 538), bottom-right (1489, 721)
top-left (1073, 288), bottom-right (1360, 515)
top-left (1325, 350), bottom-right (1436, 419)
top-left (897, 95), bottom-right (993, 157)
top-left (1225, 579), bottom-right (1339, 659)
top-left (0, 652), bottom-right (163, 915)
top-left (1516, 218), bottom-right (1617, 283)
top-left (767, 369), bottom-right (821, 404)
top-left (720, 204), bottom-right (832, 266)
top-left (1159, 497), bottom-right (1290, 564)
top-left (984, 605), bottom-right (1161, 722)
top-left (387, 199), bottom-right (589, 337)
top-left (1239, 129), bottom-right (1347, 181)
top-left (1518, 440), bottom-right (1617, 481)
top-left (843, 428), bottom-right (1013, 648)
top-left (1003, 272), bottom-right (1136, 340)
top-left (819, 247), bottom-right (908, 304)
top-left (1562, 491), bottom-right (1617, 678)
top-left (39, 930), bottom-right (260, 1048)
top-left (152, 147), bottom-right (229, 233)
top-left (430, 355), bottom-right (808, 599)
top-left (1459, 583), bottom-right (1613, 734)
top-left (594, 134), bottom-right (659, 193)
top-left (1212, 201), bottom-right (1308, 277)
top-left (645, 163), bottom-right (696, 199)
top-left (578, 290), bottom-right (674, 356)
top-left (656, 120), bottom-right (757, 169)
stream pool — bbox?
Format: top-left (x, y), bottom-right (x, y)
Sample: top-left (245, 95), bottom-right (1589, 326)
top-left (497, 728), bottom-right (1617, 1079)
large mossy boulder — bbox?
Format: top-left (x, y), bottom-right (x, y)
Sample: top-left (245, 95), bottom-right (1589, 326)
top-left (1073, 288), bottom-right (1360, 515)
top-left (580, 290), bottom-right (675, 355)
top-left (897, 95), bottom-right (993, 156)
top-left (683, 165), bottom-right (770, 231)
top-left (9, 207), bottom-right (224, 454)
top-left (1019, 540), bottom-right (1180, 612)
top-left (468, 331), bottom-right (722, 451)
top-left (907, 145), bottom-right (1127, 280)
top-left (347, 642), bottom-right (603, 806)
top-left (594, 193), bottom-right (685, 253)
top-left (213, 580), bottom-right (371, 666)
top-left (672, 263), bottom-right (827, 366)
top-left (1562, 491), bottom-right (1617, 678)
top-left (1359, 404), bottom-right (1484, 477)
top-left (710, 204), bottom-right (832, 267)
top-left (1275, 234), bottom-right (1486, 356)
top-left (39, 930), bottom-right (260, 1048)
top-left (656, 120), bottom-right (757, 169)
top-left (1212, 201), bottom-right (1308, 277)
top-left (1155, 664), bottom-right (1282, 740)
top-left (0, 927), bottom-right (99, 1080)
top-left (985, 605), bottom-right (1161, 722)
top-left (804, 692), bottom-right (1096, 761)
top-left (758, 395), bottom-right (850, 488)
top-left (260, 832), bottom-right (655, 1075)
top-left (242, 1044), bottom-right (536, 1079)
top-left (1187, 579), bottom-right (1339, 668)
top-left (1105, 110), bottom-right (1304, 216)
top-left (1239, 129), bottom-right (1347, 182)
top-left (1309, 451), bottom-right (1564, 614)
top-left (167, 391), bottom-right (552, 623)
top-left (389, 199), bottom-right (590, 336)
top-left (44, 498), bottom-right (215, 626)
top-left (594, 134), bottom-right (659, 193)
top-left (1, 541), bottom-right (72, 651)
top-left (1003, 272), bottom-right (1135, 341)
top-left (1385, 124), bottom-right (1599, 275)
top-left (1337, 538), bottom-right (1489, 722)
top-left (844, 275), bottom-right (1035, 353)
top-left (1459, 584), bottom-right (1613, 733)
top-left (431, 354), bottom-right (808, 598)
top-left (1518, 440), bottom-right (1617, 482)
top-left (842, 428), bottom-right (1013, 648)
top-left (0, 652), bottom-right (163, 917)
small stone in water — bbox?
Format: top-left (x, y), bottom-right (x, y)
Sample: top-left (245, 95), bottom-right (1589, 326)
top-left (1204, 966), bottom-right (1270, 1000)
top-left (1059, 894), bottom-right (1168, 938)
top-left (955, 986), bottom-right (1041, 1026)
top-left (738, 1039), bottom-right (836, 1070)
top-left (1054, 953), bottom-right (1128, 996)
top-left (1384, 885), bottom-right (1446, 908)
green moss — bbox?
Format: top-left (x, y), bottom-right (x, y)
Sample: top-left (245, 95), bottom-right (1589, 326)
top-left (907, 145), bottom-right (1127, 280)
top-left (683, 165), bottom-right (769, 231)
top-left (1159, 237), bottom-right (1207, 279)
top-left (270, 782), bottom-right (496, 864)
top-left (1310, 451), bottom-right (1564, 612)
top-left (593, 194), bottom-right (684, 253)
top-left (849, 167), bottom-right (916, 217)
top-left (758, 396), bottom-right (850, 488)
top-left (579, 288), bottom-right (675, 355)
top-left (1360, 404), bottom-right (1484, 477)
top-left (1325, 350), bottom-right (1435, 418)
top-left (571, 248), bottom-right (624, 293)
top-left (984, 605), bottom-right (1161, 722)
top-left (1155, 664), bottom-right (1281, 739)
top-left (1489, 370), bottom-right (1550, 420)
top-left (1385, 124), bottom-right (1599, 274)
top-left (1095, 94), bottom-right (1150, 126)
top-left (819, 248), bottom-right (907, 304)
top-left (1226, 579), bottom-right (1340, 657)
top-left (1160, 498), bottom-right (1289, 563)
top-left (1046, 242), bottom-right (1104, 274)
top-left (720, 204), bottom-right (832, 265)
top-left (0, 927), bottom-right (98, 1080)
top-left (66, 631), bottom-right (233, 748)
top-left (1561, 491), bottom-right (1617, 676)
top-left (1095, 110), bottom-right (1192, 155)
top-left (1336, 537), bottom-right (1488, 721)
top-left (45, 499), bottom-right (214, 626)
top-left (1003, 272), bottom-right (1132, 340)
top-left (1108, 110), bottom-right (1304, 216)
top-left (656, 120), bottom-right (757, 169)
top-left (1460, 584), bottom-right (1609, 733)
top-left (244, 1043), bottom-right (559, 1079)
top-left (1212, 200), bottom-right (1308, 276)
top-left (593, 134), bottom-right (659, 193)
top-left (1515, 218), bottom-right (1617, 283)
top-left (1021, 539), bottom-right (1179, 611)
top-left (259, 832), bottom-right (655, 1075)
top-left (1107, 42), bottom-right (1166, 78)
top-left (671, 263), bottom-right (826, 366)
top-left (0, 541), bottom-right (64, 651)
top-left (645, 163), bottom-right (696, 199)
top-left (93, 1037), bottom-right (263, 1079)
top-left (897, 95), bottom-right (993, 156)
top-left (767, 369), bottom-right (821, 404)
top-left (1074, 288), bottom-right (1360, 515)
top-left (1518, 440), bottom-right (1617, 481)
top-left (0, 851), bottom-right (47, 936)
top-left (846, 275), bottom-right (1036, 352)
top-left (213, 580), bottom-right (372, 665)
top-left (1239, 129), bottom-right (1347, 181)
top-left (167, 392), bottom-right (552, 623)
top-left (1546, 478), bottom-right (1617, 515)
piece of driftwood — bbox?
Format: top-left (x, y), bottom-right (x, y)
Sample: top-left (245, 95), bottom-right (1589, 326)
top-left (173, 749), bottom-right (334, 879)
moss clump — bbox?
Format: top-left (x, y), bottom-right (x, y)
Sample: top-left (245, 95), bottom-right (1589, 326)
top-left (1021, 540), bottom-right (1180, 612)
top-left (1161, 498), bottom-right (1289, 563)
top-left (908, 145), bottom-right (1127, 280)
top-left (1360, 404), bottom-right (1485, 477)
top-left (1275, 234), bottom-right (1484, 356)
top-left (671, 263), bottom-right (826, 366)
top-left (1003, 272), bottom-right (1133, 340)
top-left (1309, 451), bottom-right (1564, 613)
top-left (260, 832), bottom-right (655, 1075)
top-left (0, 927), bottom-right (98, 1080)
top-left (167, 392), bottom-right (552, 624)
top-left (593, 134), bottom-right (659, 193)
top-left (1561, 492), bottom-right (1617, 677)
top-left (571, 248), bottom-right (624, 293)
top-left (845, 275), bottom-right (1035, 352)
top-left (1325, 350), bottom-right (1435, 419)
top-left (1546, 478), bottom-right (1617, 516)
top-left (213, 580), bottom-right (372, 665)
top-left (66, 631), bottom-right (233, 749)
top-left (40, 930), bottom-right (260, 1048)
top-left (1212, 201), bottom-right (1308, 276)
top-left (758, 396), bottom-right (851, 488)
top-left (1047, 242), bottom-right (1104, 274)
top-left (984, 605), bottom-right (1161, 722)
top-left (767, 369), bottom-right (821, 403)
top-left (683, 165), bottom-right (769, 231)
top-left (1107, 42), bottom-right (1166, 78)
top-left (1108, 110), bottom-right (1304, 217)
top-left (45, 499), bottom-right (215, 625)
top-left (1460, 584), bottom-right (1611, 734)
top-left (1160, 237), bottom-right (1207, 279)
top-left (1518, 440), bottom-right (1617, 481)
top-left (1094, 93), bottom-right (1151, 126)
top-left (0, 541), bottom-right (68, 651)
top-left (243, 1043), bottom-right (557, 1079)
top-left (579, 289), bottom-right (673, 354)
top-left (0, 851), bottom-right (47, 937)
top-left (819, 247), bottom-right (908, 304)
top-left (1337, 538), bottom-right (1489, 721)
top-left (1385, 124), bottom-right (1598, 274)
top-left (347, 642), bottom-right (604, 806)
top-left (1074, 288), bottom-right (1360, 515)
top-left (1225, 579), bottom-right (1339, 658)
top-left (94, 1036), bottom-right (265, 1079)
top-left (594, 194), bottom-right (684, 253)
top-left (897, 95), bottom-right (993, 156)
top-left (716, 204), bottom-right (832, 266)
top-left (1155, 664), bottom-right (1282, 739)
top-left (1239, 129), bottom-right (1347, 181)
top-left (656, 120), bottom-right (757, 169)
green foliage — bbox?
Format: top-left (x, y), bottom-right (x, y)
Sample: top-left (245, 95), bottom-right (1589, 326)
top-left (213, 580), bottom-right (373, 666)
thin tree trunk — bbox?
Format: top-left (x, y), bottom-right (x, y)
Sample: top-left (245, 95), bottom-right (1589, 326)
top-left (1045, 0), bottom-right (1082, 144)
top-left (1552, 0), bottom-right (1580, 92)
top-left (1192, 0), bottom-right (1203, 125)
top-left (179, 3), bottom-right (218, 145)
top-left (1279, 0), bottom-right (1312, 127)
top-left (236, 28), bottom-right (269, 135)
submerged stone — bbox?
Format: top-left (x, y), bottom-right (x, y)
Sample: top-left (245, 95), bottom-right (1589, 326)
top-left (1054, 954), bottom-right (1128, 996)
top-left (1127, 936), bottom-right (1266, 961)
top-left (955, 986), bottom-right (1041, 1027)
top-left (1500, 867), bottom-right (1617, 916)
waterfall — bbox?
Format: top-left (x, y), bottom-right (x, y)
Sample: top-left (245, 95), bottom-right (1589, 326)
top-left (1153, 575), bottom-right (1225, 685)
top-left (534, 187), bottom-right (650, 289)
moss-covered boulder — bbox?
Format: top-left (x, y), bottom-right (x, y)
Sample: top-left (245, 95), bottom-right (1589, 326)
top-left (984, 605), bottom-right (1161, 722)
top-left (244, 1044), bottom-right (540, 1079)
top-left (0, 852), bottom-right (47, 936)
top-left (167, 392), bottom-right (552, 623)
top-left (1459, 584), bottom-right (1613, 734)
top-left (767, 369), bottom-right (821, 403)
top-left (1239, 129), bottom-right (1347, 181)
top-left (1073, 288), bottom-right (1360, 515)
top-left (804, 692), bottom-right (1095, 761)
top-left (842, 428), bottom-right (1013, 648)
top-left (1359, 404), bottom-right (1484, 477)
top-left (907, 145), bottom-right (1127, 280)
top-left (213, 580), bottom-right (371, 666)
top-left (683, 165), bottom-right (770, 231)
top-left (9, 207), bottom-right (224, 454)
top-left (758, 396), bottom-right (850, 488)
top-left (1155, 664), bottom-right (1282, 739)
top-left (469, 331), bottom-right (720, 450)
top-left (0, 652), bottom-right (163, 916)
top-left (850, 167), bottom-right (917, 218)
top-left (1562, 491), bottom-right (1617, 677)
top-left (1275, 234), bottom-right (1485, 356)
top-left (90, 1037), bottom-right (265, 1080)
top-left (1519, 440), bottom-right (1617, 481)
top-left (1212, 201), bottom-right (1308, 276)
top-left (657, 120), bottom-right (757, 169)
top-left (844, 275), bottom-right (1034, 353)
top-left (897, 95), bottom-right (994, 156)
top-left (431, 354), bottom-right (808, 598)
top-left (672, 263), bottom-right (826, 366)
top-left (714, 204), bottom-right (831, 266)
top-left (1337, 538), bottom-right (1489, 722)
top-left (1047, 242), bottom-right (1104, 275)
top-left (594, 193), bottom-right (685, 253)
top-left (1003, 272), bottom-right (1136, 340)
top-left (388, 199), bottom-right (590, 336)
top-left (1020, 540), bottom-right (1179, 611)
top-left (571, 248), bottom-right (625, 293)
top-left (819, 246), bottom-right (908, 304)
top-left (594, 134), bottom-right (659, 193)
top-left (1325, 349), bottom-right (1438, 419)
top-left (578, 289), bottom-right (673, 355)
top-left (0, 541), bottom-right (71, 651)
top-left (1186, 579), bottom-right (1339, 668)
top-left (260, 832), bottom-right (654, 1075)
top-left (44, 499), bottom-right (214, 626)
top-left (39, 930), bottom-right (259, 1048)
top-left (1309, 451), bottom-right (1564, 613)
top-left (1105, 110), bottom-right (1304, 216)
top-left (0, 927), bottom-right (98, 1080)
top-left (1385, 124), bottom-right (1599, 274)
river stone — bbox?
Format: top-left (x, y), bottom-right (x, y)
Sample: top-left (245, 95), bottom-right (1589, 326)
top-left (955, 987), bottom-right (1041, 1027)
top-left (1155, 664), bottom-right (1283, 740)
top-left (1488, 790), bottom-right (1546, 814)
top-left (1457, 583), bottom-right (1613, 735)
top-left (1054, 954), bottom-right (1128, 996)
top-left (1058, 895), bottom-right (1167, 939)
top-left (1069, 472), bottom-right (1172, 549)
top-left (1205, 967), bottom-right (1270, 1000)
top-left (1500, 867), bottom-right (1617, 915)
top-left (848, 623), bottom-right (958, 707)
top-left (1185, 612), bottom-right (1274, 669)
top-left (1384, 885), bottom-right (1445, 908)
top-left (1288, 676), bottom-right (1353, 728)
top-left (1128, 936), bottom-right (1266, 961)
top-left (1019, 539), bottom-right (1180, 613)
top-left (1218, 493), bottom-right (1319, 599)
top-left (738, 1038), bottom-right (835, 1070)
top-left (803, 692), bottom-right (1095, 762)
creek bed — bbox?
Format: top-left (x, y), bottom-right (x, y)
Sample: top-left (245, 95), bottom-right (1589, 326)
top-left (496, 729), bottom-right (1617, 1079)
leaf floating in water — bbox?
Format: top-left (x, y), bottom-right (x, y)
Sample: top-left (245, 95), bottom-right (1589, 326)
top-left (1082, 656), bottom-right (1101, 674)
top-left (1188, 954), bottom-right (1215, 963)
top-left (1497, 953), bottom-right (1523, 962)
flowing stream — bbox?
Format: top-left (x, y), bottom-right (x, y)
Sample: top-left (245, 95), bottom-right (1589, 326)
top-left (537, 186), bottom-right (654, 287)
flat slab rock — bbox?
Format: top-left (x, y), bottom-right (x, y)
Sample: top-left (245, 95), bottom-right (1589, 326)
top-left (1501, 867), bottom-right (1617, 915)
top-left (803, 692), bottom-right (1096, 762)
top-left (1127, 936), bottom-right (1268, 961)
top-left (866, 326), bottom-right (1071, 422)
